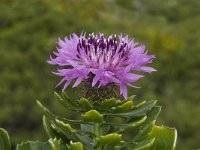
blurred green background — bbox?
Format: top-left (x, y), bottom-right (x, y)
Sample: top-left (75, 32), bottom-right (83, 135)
top-left (0, 0), bottom-right (200, 149)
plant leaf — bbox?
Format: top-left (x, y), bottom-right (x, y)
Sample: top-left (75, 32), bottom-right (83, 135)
top-left (82, 110), bottom-right (103, 123)
top-left (79, 98), bottom-right (93, 110)
top-left (105, 100), bottom-right (157, 119)
top-left (149, 125), bottom-right (177, 150)
top-left (16, 141), bottom-right (52, 150)
top-left (101, 98), bottom-right (116, 109)
top-left (0, 128), bottom-right (11, 150)
top-left (114, 100), bottom-right (134, 113)
top-left (96, 133), bottom-right (123, 148)
top-left (69, 141), bottom-right (83, 150)
top-left (49, 139), bottom-right (69, 150)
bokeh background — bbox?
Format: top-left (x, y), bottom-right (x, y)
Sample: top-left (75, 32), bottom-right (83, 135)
top-left (0, 0), bottom-right (200, 149)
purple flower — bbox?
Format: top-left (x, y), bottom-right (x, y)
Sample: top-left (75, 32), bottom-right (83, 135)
top-left (48, 33), bottom-right (156, 99)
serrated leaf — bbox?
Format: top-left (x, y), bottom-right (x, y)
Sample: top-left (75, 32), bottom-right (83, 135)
top-left (0, 128), bottom-right (11, 150)
top-left (82, 110), bottom-right (103, 123)
top-left (149, 125), bottom-right (177, 150)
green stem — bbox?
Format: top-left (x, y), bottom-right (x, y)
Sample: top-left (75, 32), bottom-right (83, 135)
top-left (94, 123), bottom-right (102, 150)
top-left (95, 123), bottom-right (100, 137)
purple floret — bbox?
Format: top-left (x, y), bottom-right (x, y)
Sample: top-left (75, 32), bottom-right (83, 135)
top-left (48, 32), bottom-right (156, 99)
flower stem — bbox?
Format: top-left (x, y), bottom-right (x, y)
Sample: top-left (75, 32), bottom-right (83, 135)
top-left (94, 123), bottom-right (102, 150)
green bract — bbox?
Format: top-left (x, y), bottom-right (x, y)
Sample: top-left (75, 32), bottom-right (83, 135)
top-left (0, 92), bottom-right (177, 149)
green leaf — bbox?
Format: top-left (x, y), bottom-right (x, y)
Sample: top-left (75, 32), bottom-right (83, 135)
top-left (31, 139), bottom-right (74, 150)
top-left (114, 100), bottom-right (134, 113)
top-left (43, 116), bottom-right (72, 143)
top-left (51, 120), bottom-right (93, 146)
top-left (16, 141), bottom-right (52, 150)
top-left (130, 116), bottom-right (147, 128)
top-left (149, 125), bottom-right (177, 150)
top-left (135, 101), bottom-right (147, 108)
top-left (54, 119), bottom-right (74, 133)
top-left (54, 92), bottom-right (85, 112)
top-left (37, 100), bottom-right (83, 124)
top-left (96, 133), bottom-right (123, 148)
top-left (69, 142), bottom-right (83, 150)
top-left (145, 106), bottom-right (161, 124)
top-left (101, 98), bottom-right (116, 109)
top-left (100, 124), bottom-right (110, 135)
top-left (117, 116), bottom-right (147, 133)
top-left (43, 116), bottom-right (57, 138)
top-left (36, 100), bottom-right (55, 120)
top-left (127, 95), bottom-right (136, 101)
top-left (79, 98), bottom-right (93, 110)
top-left (49, 139), bottom-right (69, 150)
top-left (81, 124), bottom-right (94, 133)
top-left (105, 100), bottom-right (157, 119)
top-left (82, 110), bottom-right (103, 123)
top-left (74, 131), bottom-right (94, 148)
top-left (54, 92), bottom-right (68, 108)
top-left (133, 138), bottom-right (155, 150)
top-left (62, 93), bottom-right (79, 107)
top-left (0, 128), bottom-right (11, 150)
top-left (116, 138), bottom-right (155, 150)
top-left (135, 106), bottom-right (161, 138)
top-left (51, 123), bottom-right (75, 142)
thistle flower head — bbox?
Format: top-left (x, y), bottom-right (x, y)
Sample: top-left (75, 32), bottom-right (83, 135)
top-left (48, 33), bottom-right (156, 99)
